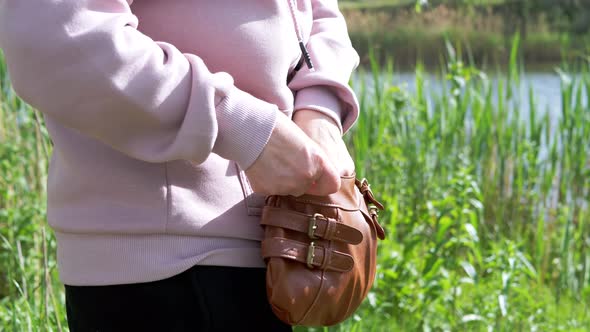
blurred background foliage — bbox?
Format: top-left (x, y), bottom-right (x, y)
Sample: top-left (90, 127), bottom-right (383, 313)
top-left (342, 0), bottom-right (590, 67)
top-left (1, 1), bottom-right (590, 331)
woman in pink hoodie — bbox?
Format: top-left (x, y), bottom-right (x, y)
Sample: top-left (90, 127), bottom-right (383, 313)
top-left (0, 0), bottom-right (360, 330)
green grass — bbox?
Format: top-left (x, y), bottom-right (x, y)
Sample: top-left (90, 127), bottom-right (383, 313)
top-left (0, 52), bottom-right (65, 331)
top-left (315, 40), bottom-right (590, 331)
top-left (347, 28), bottom-right (572, 68)
top-left (341, 1), bottom-right (590, 67)
top-left (340, 0), bottom-right (577, 10)
top-left (1, 39), bottom-right (590, 331)
top-left (340, 0), bottom-right (414, 10)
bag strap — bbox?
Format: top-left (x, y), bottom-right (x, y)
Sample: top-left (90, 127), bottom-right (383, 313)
top-left (261, 237), bottom-right (354, 272)
top-left (261, 206), bottom-right (363, 245)
top-left (356, 178), bottom-right (385, 210)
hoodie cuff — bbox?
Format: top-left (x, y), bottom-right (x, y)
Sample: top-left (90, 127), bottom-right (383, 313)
top-left (213, 87), bottom-right (278, 170)
top-left (293, 86), bottom-right (344, 134)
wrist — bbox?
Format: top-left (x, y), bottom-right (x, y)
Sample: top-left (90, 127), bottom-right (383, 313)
top-left (292, 109), bottom-right (341, 135)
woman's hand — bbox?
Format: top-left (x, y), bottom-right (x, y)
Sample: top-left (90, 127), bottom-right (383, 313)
top-left (245, 111), bottom-right (341, 197)
top-left (293, 109), bottom-right (355, 180)
top-left (245, 109), bottom-right (354, 197)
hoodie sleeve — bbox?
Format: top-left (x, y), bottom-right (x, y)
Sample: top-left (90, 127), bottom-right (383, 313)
top-left (288, 0), bottom-right (360, 134)
top-left (0, 0), bottom-right (277, 169)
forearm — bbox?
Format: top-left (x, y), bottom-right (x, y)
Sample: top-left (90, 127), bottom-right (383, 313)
top-left (0, 0), bottom-right (277, 168)
top-left (293, 109), bottom-right (341, 134)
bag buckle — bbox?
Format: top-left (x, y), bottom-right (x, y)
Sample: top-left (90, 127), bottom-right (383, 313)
top-left (369, 205), bottom-right (379, 217)
top-left (308, 213), bottom-right (324, 239)
top-left (357, 178), bottom-right (385, 210)
top-left (306, 241), bottom-right (316, 268)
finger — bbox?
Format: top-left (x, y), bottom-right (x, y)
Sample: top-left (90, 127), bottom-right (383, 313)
top-left (305, 156), bottom-right (340, 196)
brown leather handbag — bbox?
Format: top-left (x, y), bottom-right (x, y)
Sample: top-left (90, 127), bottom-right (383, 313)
top-left (261, 175), bottom-right (386, 326)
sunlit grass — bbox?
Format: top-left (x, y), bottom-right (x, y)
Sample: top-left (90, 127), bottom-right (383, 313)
top-left (0, 51), bottom-right (64, 332)
top-left (1, 38), bottom-right (589, 331)
top-left (327, 39), bottom-right (590, 331)
top-left (341, 2), bottom-right (590, 67)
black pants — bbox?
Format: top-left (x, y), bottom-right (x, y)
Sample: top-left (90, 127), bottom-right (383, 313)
top-left (65, 265), bottom-right (292, 332)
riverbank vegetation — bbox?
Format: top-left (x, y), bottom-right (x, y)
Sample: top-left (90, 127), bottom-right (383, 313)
top-left (342, 0), bottom-right (590, 67)
top-left (317, 42), bottom-right (590, 331)
top-left (1, 31), bottom-right (590, 332)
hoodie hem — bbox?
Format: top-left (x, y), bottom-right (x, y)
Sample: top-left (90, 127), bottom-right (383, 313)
top-left (55, 231), bottom-right (266, 286)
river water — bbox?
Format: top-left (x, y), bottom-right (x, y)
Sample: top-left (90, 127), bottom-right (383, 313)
top-left (357, 71), bottom-right (587, 122)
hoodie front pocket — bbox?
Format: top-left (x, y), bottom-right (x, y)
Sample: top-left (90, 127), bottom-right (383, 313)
top-left (235, 162), bottom-right (266, 216)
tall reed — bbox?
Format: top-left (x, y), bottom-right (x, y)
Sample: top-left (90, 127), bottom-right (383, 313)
top-left (0, 51), bottom-right (64, 332)
top-left (323, 39), bottom-right (590, 331)
top-left (1, 38), bottom-right (589, 331)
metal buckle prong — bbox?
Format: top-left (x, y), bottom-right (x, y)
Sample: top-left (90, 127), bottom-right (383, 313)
top-left (308, 213), bottom-right (323, 239)
top-left (306, 242), bottom-right (316, 268)
top-left (369, 205), bottom-right (378, 216)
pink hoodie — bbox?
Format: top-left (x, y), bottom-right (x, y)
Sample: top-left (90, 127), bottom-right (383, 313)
top-left (0, 0), bottom-right (359, 285)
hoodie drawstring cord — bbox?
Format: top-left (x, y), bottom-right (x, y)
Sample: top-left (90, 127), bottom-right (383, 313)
top-left (287, 0), bottom-right (314, 71)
